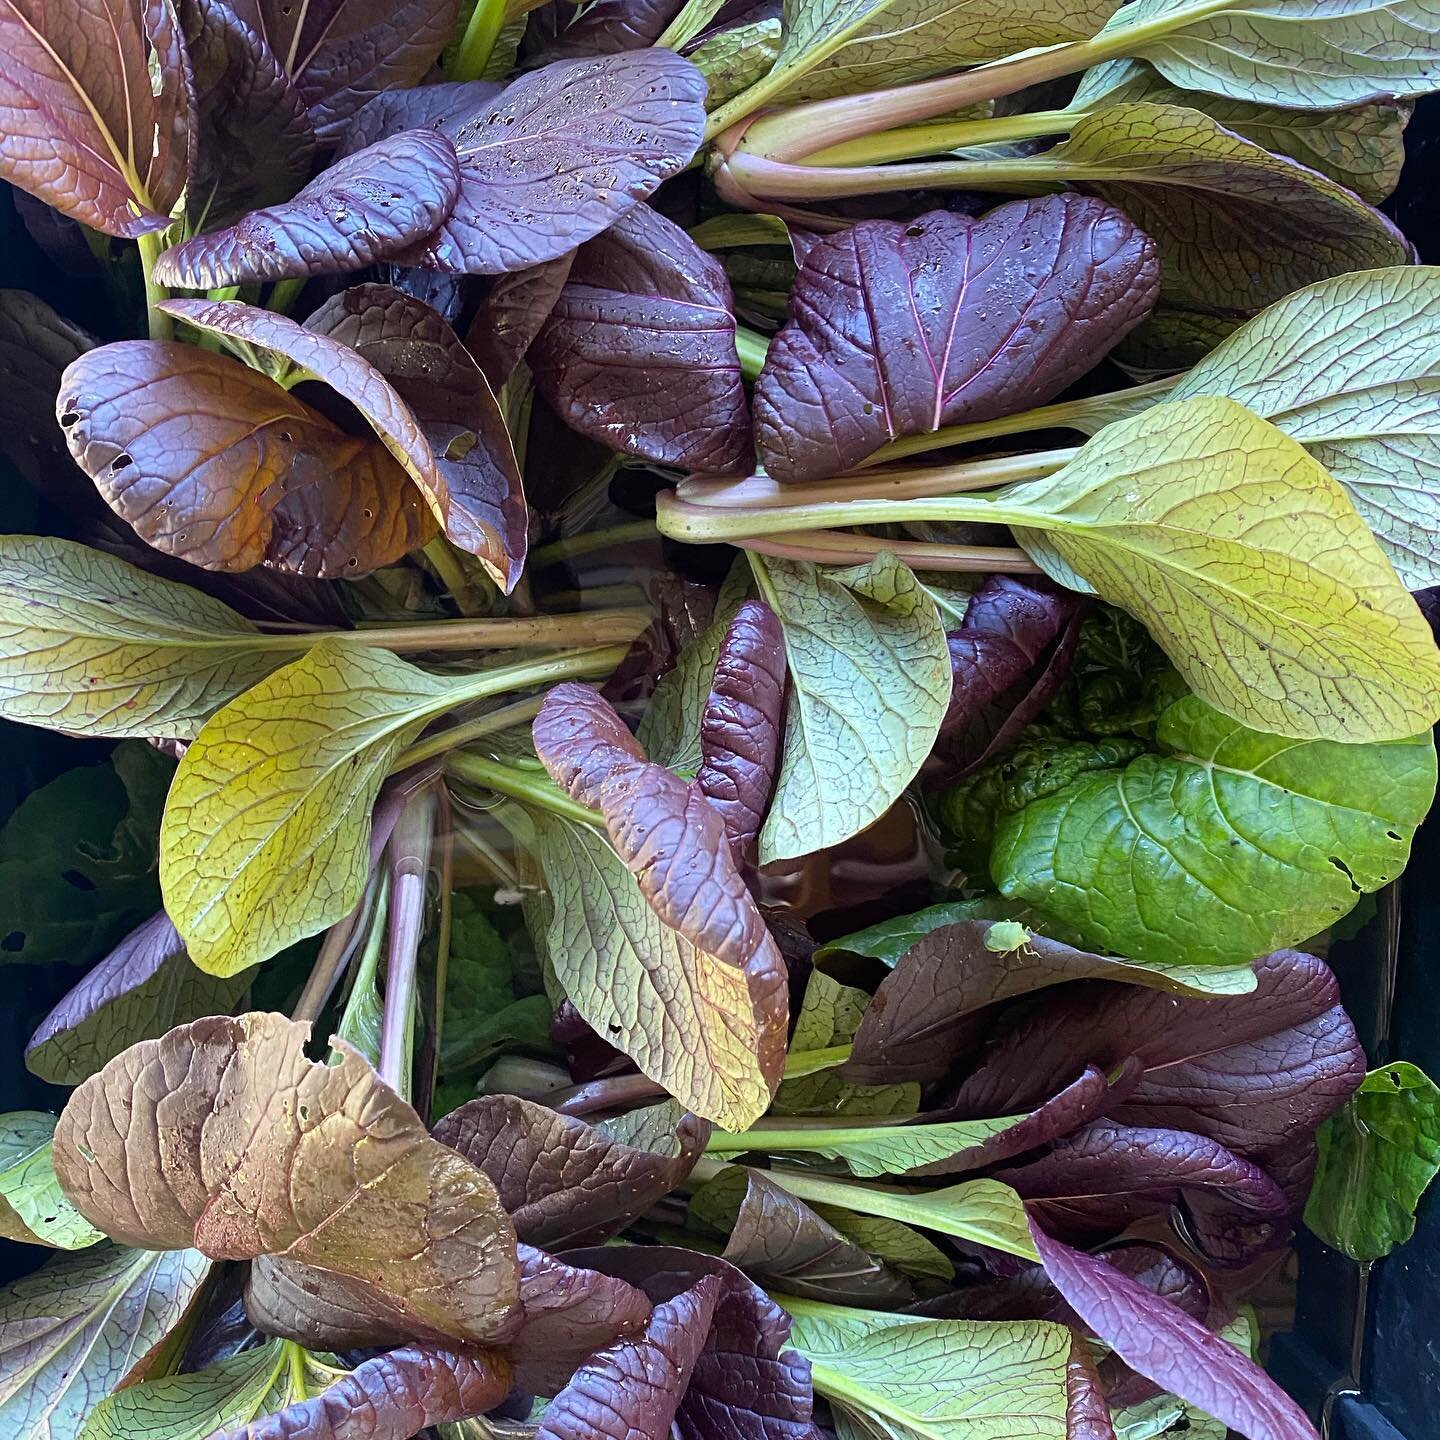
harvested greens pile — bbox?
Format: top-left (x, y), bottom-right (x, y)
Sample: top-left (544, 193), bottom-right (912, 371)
top-left (5, 1), bottom-right (1440, 1437)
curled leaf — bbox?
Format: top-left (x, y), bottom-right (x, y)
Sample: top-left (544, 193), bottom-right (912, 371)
top-left (530, 203), bottom-right (754, 472)
top-left (0, 1112), bottom-right (103, 1248)
top-left (304, 284), bottom-right (527, 589)
top-left (434, 1094), bottom-right (710, 1248)
top-left (697, 600), bottom-right (787, 864)
top-left (58, 341), bottom-right (432, 577)
top-left (155, 131), bottom-right (462, 288)
top-left (0, 0), bottom-right (192, 234)
top-left (466, 255), bottom-right (576, 390)
top-left (53, 1012), bottom-right (520, 1345)
top-left (753, 195), bottom-right (1159, 482)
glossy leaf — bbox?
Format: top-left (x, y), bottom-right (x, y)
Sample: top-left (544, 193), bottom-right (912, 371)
top-left (160, 642), bottom-right (464, 976)
top-left (532, 683), bottom-right (789, 1126)
top-left (754, 195), bottom-right (1158, 483)
top-left (381, 51), bottom-right (707, 274)
top-left (1101, 0), bottom-right (1440, 110)
top-left (786, 1300), bottom-right (1074, 1440)
top-left (53, 1011), bottom-right (520, 1344)
top-left (466, 256), bottom-right (575, 390)
top-left (741, 0), bottom-right (1118, 109)
top-left (934, 575), bottom-right (1086, 782)
top-left (156, 131), bottom-right (462, 288)
top-left (79, 1337), bottom-right (340, 1440)
top-left (0, 1242), bottom-right (210, 1440)
top-left (434, 1095), bottom-right (709, 1247)
top-left (0, 0), bottom-right (191, 234)
top-left (1032, 1227), bottom-right (1315, 1440)
top-left (843, 919), bottom-right (1254, 1087)
top-left (0, 1113), bottom-right (103, 1249)
top-left (26, 912), bottom-right (249, 1085)
top-left (986, 691), bottom-right (1436, 967)
top-left (1036, 103), bottom-right (1411, 365)
top-left (531, 203), bottom-right (753, 473)
top-left (1306, 1061), bottom-right (1440, 1262)
top-left (1168, 267), bottom-right (1440, 588)
top-left (955, 948), bottom-right (1365, 1164)
top-left (999, 396), bottom-right (1440, 742)
top-left (179, 0), bottom-right (317, 226)
top-left (248, 0), bottom-right (461, 144)
top-left (697, 600), bottom-right (787, 864)
top-left (304, 284), bottom-right (528, 590)
top-left (58, 341), bottom-right (432, 578)
top-left (542, 0), bottom-right (684, 58)
top-left (751, 551), bottom-right (950, 863)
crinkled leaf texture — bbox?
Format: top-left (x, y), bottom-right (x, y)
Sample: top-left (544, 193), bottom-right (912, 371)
top-left (304, 283), bottom-right (528, 588)
top-left (58, 340), bottom-right (432, 578)
top-left (0, 0), bottom-right (192, 234)
top-left (753, 195), bottom-right (1158, 482)
top-left (242, 0), bottom-right (461, 144)
top-left (1306, 1061), bottom-right (1440, 1262)
top-left (1031, 1226), bottom-right (1316, 1440)
top-left (531, 683), bottom-right (789, 1127)
top-left (434, 1094), bottom-right (710, 1248)
top-left (843, 918), bottom-right (1254, 1087)
top-left (53, 1012), bottom-right (521, 1344)
top-left (353, 51), bottom-right (706, 273)
top-left (26, 911), bottom-right (249, 1085)
top-left (155, 130), bottom-right (462, 288)
top-left (466, 255), bottom-right (575, 390)
top-left (179, 0), bottom-right (317, 226)
top-left (1169, 266), bottom-right (1440, 588)
top-left (751, 551), bottom-right (950, 863)
top-left (697, 600), bottom-right (787, 863)
top-left (985, 690), bottom-right (1436, 967)
top-left (531, 203), bottom-right (754, 473)
top-left (0, 1112), bottom-right (103, 1248)
top-left (1000, 395), bottom-right (1440, 743)
top-left (0, 1241), bottom-right (210, 1440)
top-left (0, 535), bottom-right (294, 740)
top-left (933, 575), bottom-right (1086, 783)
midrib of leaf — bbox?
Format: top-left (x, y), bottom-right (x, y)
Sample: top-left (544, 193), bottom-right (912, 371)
top-left (808, 1360), bottom-right (949, 1440)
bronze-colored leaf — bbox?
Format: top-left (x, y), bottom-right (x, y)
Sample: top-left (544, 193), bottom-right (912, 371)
top-left (53, 1012), bottom-right (520, 1346)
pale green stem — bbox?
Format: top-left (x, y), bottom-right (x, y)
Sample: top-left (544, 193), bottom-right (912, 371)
top-left (397, 696), bottom-right (545, 769)
top-left (423, 536), bottom-right (489, 616)
top-left (135, 230), bottom-right (173, 341)
top-left (292, 883), bottom-right (375, 1025)
top-left (783, 1042), bottom-right (853, 1079)
top-left (803, 107), bottom-right (1081, 167)
top-left (450, 0), bottom-right (508, 80)
top-left (735, 530), bottom-right (1040, 573)
top-left (266, 277), bottom-right (307, 316)
top-left (528, 520), bottom-right (660, 569)
top-left (447, 752), bottom-right (605, 829)
top-left (338, 609), bottom-right (651, 651)
top-left (735, 325), bottom-right (771, 381)
top-left (379, 788), bottom-right (437, 1095)
top-left (656, 0), bottom-right (725, 49)
top-left (285, 1340), bottom-right (310, 1402)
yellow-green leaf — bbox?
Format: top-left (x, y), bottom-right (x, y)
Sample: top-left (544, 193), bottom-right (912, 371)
top-left (0, 1112), bottom-right (102, 1250)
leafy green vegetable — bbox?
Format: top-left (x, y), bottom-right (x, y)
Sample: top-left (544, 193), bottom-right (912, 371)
top-left (982, 690), bottom-right (1436, 967)
top-left (1306, 1061), bottom-right (1440, 1262)
top-left (751, 551), bottom-right (950, 862)
top-left (0, 1112), bottom-right (102, 1249)
top-left (0, 1243), bottom-right (210, 1440)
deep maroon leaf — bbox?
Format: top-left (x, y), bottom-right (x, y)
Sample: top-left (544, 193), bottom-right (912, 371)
top-left (690, 1164), bottom-right (917, 1306)
top-left (25, 911), bottom-right (251, 1084)
top-left (559, 1247), bottom-right (815, 1440)
top-left (240, 0), bottom-right (461, 144)
top-left (931, 575), bottom-right (1086, 783)
top-left (952, 949), bottom-right (1365, 1161)
top-left (58, 339), bottom-right (433, 577)
top-left (466, 255), bottom-right (576, 391)
top-left (179, 0), bottom-right (316, 226)
top-left (509, 1245), bottom-right (654, 1396)
top-left (156, 131), bottom-right (460, 289)
top-left (530, 203), bottom-right (753, 471)
top-left (392, 51), bottom-right (707, 274)
top-left (304, 283), bottom-right (527, 590)
top-left (542, 0), bottom-right (686, 58)
top-left (698, 600), bottom-right (787, 863)
top-left (842, 920), bottom-right (1246, 1086)
top-left (210, 1344), bottom-right (512, 1440)
top-left (533, 683), bottom-right (790, 1095)
top-left (433, 1094), bottom-right (710, 1248)
top-left (12, 192), bottom-right (97, 276)
top-left (753, 194), bottom-right (1160, 482)
top-left (337, 79), bottom-right (504, 154)
top-left (536, 1276), bottom-right (720, 1439)
top-left (1000, 1122), bottom-right (1289, 1249)
top-left (0, 0), bottom-right (192, 235)
top-left (1031, 1226), bottom-right (1318, 1440)
top-left (1186, 1133), bottom-right (1320, 1267)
